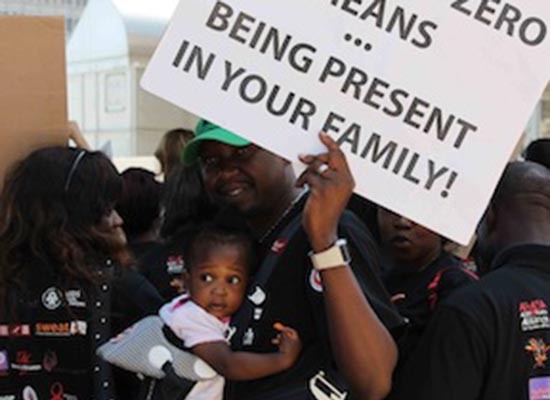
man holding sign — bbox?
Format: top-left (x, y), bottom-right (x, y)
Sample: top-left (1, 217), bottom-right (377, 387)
top-left (141, 0), bottom-right (549, 395)
top-left (182, 120), bottom-right (403, 399)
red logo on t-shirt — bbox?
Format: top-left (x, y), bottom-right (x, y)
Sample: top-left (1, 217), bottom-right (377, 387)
top-left (309, 269), bottom-right (323, 293)
top-left (271, 239), bottom-right (288, 254)
top-left (519, 300), bottom-right (548, 315)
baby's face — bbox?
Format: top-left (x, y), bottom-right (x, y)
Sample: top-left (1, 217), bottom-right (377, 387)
top-left (187, 243), bottom-right (248, 319)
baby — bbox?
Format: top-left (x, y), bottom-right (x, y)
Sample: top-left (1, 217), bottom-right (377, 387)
top-left (159, 220), bottom-right (301, 399)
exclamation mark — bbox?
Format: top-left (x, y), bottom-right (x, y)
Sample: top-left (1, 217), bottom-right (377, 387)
top-left (441, 171), bottom-right (458, 198)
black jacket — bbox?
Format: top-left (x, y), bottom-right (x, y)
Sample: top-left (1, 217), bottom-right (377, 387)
top-left (0, 258), bottom-right (163, 400)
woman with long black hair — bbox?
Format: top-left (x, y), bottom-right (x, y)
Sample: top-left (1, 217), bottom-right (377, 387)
top-left (0, 147), bottom-right (163, 399)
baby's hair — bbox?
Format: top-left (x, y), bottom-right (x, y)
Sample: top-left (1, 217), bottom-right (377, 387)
top-left (184, 211), bottom-right (255, 275)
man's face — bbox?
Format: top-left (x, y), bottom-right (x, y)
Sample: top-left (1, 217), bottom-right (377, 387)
top-left (377, 208), bottom-right (441, 269)
top-left (199, 141), bottom-right (293, 217)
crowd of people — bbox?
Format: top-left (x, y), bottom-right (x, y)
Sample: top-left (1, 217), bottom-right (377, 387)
top-left (0, 120), bottom-right (548, 400)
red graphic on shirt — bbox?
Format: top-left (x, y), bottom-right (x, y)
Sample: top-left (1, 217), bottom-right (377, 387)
top-left (519, 300), bottom-right (548, 315)
top-left (13, 350), bottom-right (41, 375)
top-left (271, 239), bottom-right (288, 254)
top-left (525, 338), bottom-right (550, 368)
top-left (16, 351), bottom-right (32, 365)
top-left (166, 255), bottom-right (185, 274)
top-left (309, 269), bottom-right (323, 293)
top-left (42, 350), bottom-right (58, 372)
top-left (0, 324), bottom-right (31, 337)
top-left (50, 382), bottom-right (64, 400)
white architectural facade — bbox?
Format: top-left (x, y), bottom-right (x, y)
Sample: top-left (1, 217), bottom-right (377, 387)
top-left (2, 0), bottom-right (547, 156)
top-left (66, 0), bottom-right (197, 157)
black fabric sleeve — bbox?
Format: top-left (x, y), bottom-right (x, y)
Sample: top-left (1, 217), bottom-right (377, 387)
top-left (395, 305), bottom-right (488, 400)
top-left (111, 269), bottom-right (164, 335)
top-left (436, 268), bottom-right (478, 306)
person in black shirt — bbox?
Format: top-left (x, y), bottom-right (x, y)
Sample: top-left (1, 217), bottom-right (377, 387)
top-left (183, 120), bottom-right (404, 399)
top-left (0, 147), bottom-right (163, 400)
top-left (139, 164), bottom-right (218, 300)
top-left (378, 208), bottom-right (478, 363)
top-left (117, 168), bottom-right (163, 260)
top-left (395, 161), bottom-right (550, 400)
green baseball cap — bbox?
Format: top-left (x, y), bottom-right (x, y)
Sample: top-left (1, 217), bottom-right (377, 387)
top-left (182, 119), bottom-right (250, 165)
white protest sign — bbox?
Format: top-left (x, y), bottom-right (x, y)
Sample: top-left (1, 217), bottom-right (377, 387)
top-left (141, 0), bottom-right (550, 244)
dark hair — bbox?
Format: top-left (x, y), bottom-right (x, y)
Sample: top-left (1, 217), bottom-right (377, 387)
top-left (0, 147), bottom-right (128, 306)
top-left (155, 128), bottom-right (195, 178)
top-left (184, 213), bottom-right (255, 275)
top-left (117, 168), bottom-right (162, 240)
top-left (160, 163), bottom-right (218, 239)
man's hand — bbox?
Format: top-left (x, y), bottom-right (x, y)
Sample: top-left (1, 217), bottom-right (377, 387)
top-left (296, 132), bottom-right (355, 252)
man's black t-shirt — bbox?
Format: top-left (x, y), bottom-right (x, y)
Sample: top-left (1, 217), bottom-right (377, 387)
top-left (226, 196), bottom-right (404, 400)
top-left (384, 252), bottom-right (478, 362)
top-left (396, 244), bottom-right (550, 400)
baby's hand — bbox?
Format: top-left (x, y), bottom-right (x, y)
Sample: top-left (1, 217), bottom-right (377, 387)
top-left (272, 322), bottom-right (302, 366)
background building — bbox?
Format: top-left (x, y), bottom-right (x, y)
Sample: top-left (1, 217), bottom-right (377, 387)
top-left (0, 0), bottom-right (87, 38)
top-left (66, 0), bottom-right (196, 157)
top-left (1, 0), bottom-right (548, 158)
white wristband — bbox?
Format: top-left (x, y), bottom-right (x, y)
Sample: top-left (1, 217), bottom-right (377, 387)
top-left (309, 238), bottom-right (351, 270)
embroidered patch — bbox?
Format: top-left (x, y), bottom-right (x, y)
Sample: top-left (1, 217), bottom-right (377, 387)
top-left (529, 376), bottom-right (550, 400)
top-left (42, 350), bottom-right (58, 373)
top-left (65, 290), bottom-right (86, 308)
top-left (271, 239), bottom-right (288, 254)
top-left (0, 350), bottom-right (8, 372)
top-left (11, 351), bottom-right (41, 373)
top-left (243, 328), bottom-right (255, 346)
top-left (253, 308), bottom-right (263, 321)
top-left (22, 387), bottom-right (38, 400)
top-left (525, 338), bottom-right (550, 368)
top-left (225, 326), bottom-right (237, 341)
top-left (166, 255), bottom-right (185, 274)
top-left (49, 382), bottom-right (68, 400)
top-left (70, 320), bottom-right (87, 336)
top-left (520, 300), bottom-right (550, 332)
top-left (248, 286), bottom-right (266, 305)
top-left (0, 325), bottom-right (31, 337)
top-left (35, 321), bottom-right (87, 337)
top-left (309, 269), bottom-right (323, 293)
top-left (41, 287), bottom-right (63, 311)
top-left (309, 370), bottom-right (347, 400)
